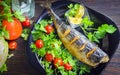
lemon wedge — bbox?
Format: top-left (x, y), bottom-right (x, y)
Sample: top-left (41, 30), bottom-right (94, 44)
top-left (68, 5), bottom-right (85, 25)
top-left (76, 5), bottom-right (85, 18)
top-left (69, 16), bottom-right (82, 24)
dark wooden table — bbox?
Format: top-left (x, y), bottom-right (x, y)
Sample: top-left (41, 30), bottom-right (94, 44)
top-left (2, 0), bottom-right (120, 75)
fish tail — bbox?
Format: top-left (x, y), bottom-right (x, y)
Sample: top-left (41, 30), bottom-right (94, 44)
top-left (42, 0), bottom-right (61, 29)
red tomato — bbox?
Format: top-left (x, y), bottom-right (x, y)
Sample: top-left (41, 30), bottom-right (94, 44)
top-left (2, 18), bottom-right (22, 40)
top-left (45, 25), bottom-right (53, 34)
top-left (45, 53), bottom-right (54, 62)
top-left (53, 58), bottom-right (63, 68)
top-left (21, 17), bottom-right (30, 27)
top-left (9, 41), bottom-right (17, 50)
top-left (35, 40), bottom-right (44, 49)
top-left (64, 63), bottom-right (72, 71)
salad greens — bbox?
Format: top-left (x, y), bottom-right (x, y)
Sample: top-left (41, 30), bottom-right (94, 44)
top-left (30, 19), bottom-right (91, 75)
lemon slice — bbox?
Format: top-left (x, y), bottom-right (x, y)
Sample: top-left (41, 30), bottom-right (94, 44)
top-left (76, 5), bottom-right (85, 18)
top-left (68, 5), bottom-right (85, 25)
top-left (69, 16), bottom-right (82, 25)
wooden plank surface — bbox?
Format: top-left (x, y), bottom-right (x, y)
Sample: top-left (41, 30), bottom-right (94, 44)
top-left (2, 0), bottom-right (120, 75)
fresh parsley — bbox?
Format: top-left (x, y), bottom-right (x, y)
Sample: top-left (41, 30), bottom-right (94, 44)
top-left (65, 4), bottom-right (80, 17)
top-left (81, 16), bottom-right (116, 43)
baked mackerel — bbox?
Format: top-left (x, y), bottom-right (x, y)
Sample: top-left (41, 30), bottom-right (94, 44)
top-left (44, 0), bottom-right (109, 67)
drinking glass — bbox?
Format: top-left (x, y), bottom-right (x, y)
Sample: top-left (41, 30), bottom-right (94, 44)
top-left (12, 0), bottom-right (35, 18)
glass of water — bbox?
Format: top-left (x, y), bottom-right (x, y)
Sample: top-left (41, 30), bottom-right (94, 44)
top-left (12, 0), bottom-right (35, 19)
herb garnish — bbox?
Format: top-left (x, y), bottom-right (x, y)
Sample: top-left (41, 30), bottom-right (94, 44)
top-left (66, 4), bottom-right (117, 43)
top-left (81, 16), bottom-right (116, 43)
top-left (65, 4), bottom-right (80, 17)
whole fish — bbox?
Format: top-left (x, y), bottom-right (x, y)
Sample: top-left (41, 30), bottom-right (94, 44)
top-left (43, 0), bottom-right (109, 67)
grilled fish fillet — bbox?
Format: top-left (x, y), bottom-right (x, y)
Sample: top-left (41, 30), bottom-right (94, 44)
top-left (45, 0), bottom-right (109, 67)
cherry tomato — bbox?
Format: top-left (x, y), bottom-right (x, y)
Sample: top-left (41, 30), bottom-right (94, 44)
top-left (2, 18), bottom-right (22, 40)
top-left (35, 40), bottom-right (44, 49)
top-left (45, 25), bottom-right (53, 34)
top-left (9, 41), bottom-right (17, 50)
top-left (53, 58), bottom-right (63, 68)
top-left (21, 17), bottom-right (30, 27)
top-left (45, 53), bottom-right (54, 62)
top-left (64, 63), bottom-right (72, 71)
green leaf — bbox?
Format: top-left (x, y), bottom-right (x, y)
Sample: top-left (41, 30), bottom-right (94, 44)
top-left (79, 64), bottom-right (91, 75)
top-left (106, 25), bottom-right (116, 33)
top-left (21, 28), bottom-right (31, 40)
top-left (0, 27), bottom-right (9, 38)
top-left (0, 1), bottom-right (13, 22)
top-left (68, 4), bottom-right (73, 9)
top-left (94, 31), bottom-right (106, 39)
top-left (66, 4), bottom-right (81, 17)
top-left (38, 48), bottom-right (46, 57)
top-left (74, 4), bottom-right (80, 9)
top-left (87, 32), bottom-right (100, 43)
top-left (13, 11), bottom-right (25, 22)
top-left (82, 16), bottom-right (94, 29)
top-left (87, 32), bottom-right (93, 41)
top-left (0, 64), bottom-right (7, 73)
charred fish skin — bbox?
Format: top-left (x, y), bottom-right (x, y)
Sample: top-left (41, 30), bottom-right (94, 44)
top-left (45, 0), bottom-right (109, 67)
top-left (57, 23), bottom-right (109, 67)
